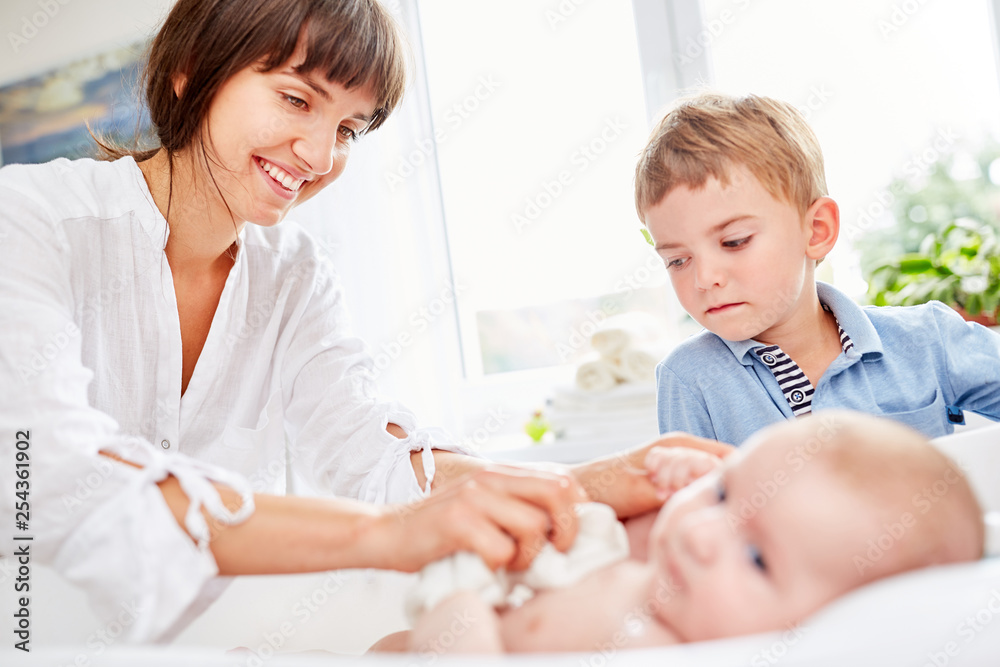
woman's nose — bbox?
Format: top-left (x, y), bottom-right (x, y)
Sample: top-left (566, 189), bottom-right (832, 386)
top-left (293, 125), bottom-right (339, 176)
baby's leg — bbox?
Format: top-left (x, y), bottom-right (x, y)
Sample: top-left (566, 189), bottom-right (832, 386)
top-left (408, 591), bottom-right (503, 655)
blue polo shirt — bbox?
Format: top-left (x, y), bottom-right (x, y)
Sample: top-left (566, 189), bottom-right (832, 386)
top-left (656, 282), bottom-right (1000, 445)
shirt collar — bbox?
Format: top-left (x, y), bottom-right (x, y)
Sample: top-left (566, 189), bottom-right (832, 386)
top-left (717, 282), bottom-right (884, 366)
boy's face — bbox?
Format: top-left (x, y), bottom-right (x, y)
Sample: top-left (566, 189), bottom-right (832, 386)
top-left (643, 166), bottom-right (815, 342)
top-left (647, 428), bottom-right (876, 641)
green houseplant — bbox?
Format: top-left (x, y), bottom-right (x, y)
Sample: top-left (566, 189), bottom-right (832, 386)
top-left (862, 142), bottom-right (1000, 326)
top-left (866, 220), bottom-right (1000, 325)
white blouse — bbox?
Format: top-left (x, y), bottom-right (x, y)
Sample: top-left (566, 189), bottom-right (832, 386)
top-left (0, 156), bottom-right (467, 641)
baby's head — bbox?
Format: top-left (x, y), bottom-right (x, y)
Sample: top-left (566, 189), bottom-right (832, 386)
top-left (648, 411), bottom-right (984, 642)
top-left (634, 92), bottom-right (839, 342)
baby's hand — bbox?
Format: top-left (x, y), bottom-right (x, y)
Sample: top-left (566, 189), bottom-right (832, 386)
top-left (644, 447), bottom-right (723, 502)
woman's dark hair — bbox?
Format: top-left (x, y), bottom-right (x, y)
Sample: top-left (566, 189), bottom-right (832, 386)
top-left (97, 0), bottom-right (408, 161)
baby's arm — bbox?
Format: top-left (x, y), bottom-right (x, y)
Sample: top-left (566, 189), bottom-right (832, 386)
top-left (409, 591), bottom-right (503, 655)
top-left (625, 447), bottom-right (724, 560)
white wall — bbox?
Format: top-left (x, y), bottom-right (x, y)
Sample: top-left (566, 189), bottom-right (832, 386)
top-left (0, 0), bottom-right (172, 87)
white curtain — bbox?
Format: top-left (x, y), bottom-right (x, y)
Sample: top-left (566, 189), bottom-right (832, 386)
top-left (291, 1), bottom-right (465, 434)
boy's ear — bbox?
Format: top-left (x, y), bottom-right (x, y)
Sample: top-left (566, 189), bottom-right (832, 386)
top-left (804, 197), bottom-right (839, 261)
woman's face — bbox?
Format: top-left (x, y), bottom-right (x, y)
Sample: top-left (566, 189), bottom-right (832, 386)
top-left (193, 45), bottom-right (378, 227)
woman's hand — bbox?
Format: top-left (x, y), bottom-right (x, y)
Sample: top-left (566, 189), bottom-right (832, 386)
top-left (570, 432), bottom-right (735, 519)
top-left (370, 465), bottom-right (587, 573)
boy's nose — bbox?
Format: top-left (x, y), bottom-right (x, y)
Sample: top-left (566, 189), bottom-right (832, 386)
top-left (693, 256), bottom-right (726, 290)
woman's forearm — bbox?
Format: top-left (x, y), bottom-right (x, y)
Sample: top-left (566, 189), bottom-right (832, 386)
top-left (156, 475), bottom-right (394, 575)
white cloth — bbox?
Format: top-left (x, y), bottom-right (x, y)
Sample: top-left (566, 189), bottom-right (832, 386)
top-left (405, 503), bottom-right (629, 622)
top-left (0, 156), bottom-right (470, 642)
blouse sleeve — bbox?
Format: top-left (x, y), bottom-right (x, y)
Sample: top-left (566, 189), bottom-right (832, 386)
top-left (0, 181), bottom-right (254, 642)
top-left (278, 247), bottom-right (476, 505)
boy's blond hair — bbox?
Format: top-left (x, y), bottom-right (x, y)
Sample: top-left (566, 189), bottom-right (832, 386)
top-left (634, 92), bottom-right (828, 219)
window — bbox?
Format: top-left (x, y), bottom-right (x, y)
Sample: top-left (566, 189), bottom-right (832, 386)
top-left (416, 0), bottom-right (685, 379)
top-left (699, 0), bottom-right (1000, 296)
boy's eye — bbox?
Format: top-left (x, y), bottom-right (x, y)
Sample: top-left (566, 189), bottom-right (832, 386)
top-left (722, 236), bottom-right (751, 249)
top-left (716, 479), bottom-right (726, 503)
top-left (747, 544), bottom-right (767, 572)
top-left (339, 125), bottom-right (359, 142)
top-left (284, 94), bottom-right (308, 110)
top-left (665, 257), bottom-right (688, 270)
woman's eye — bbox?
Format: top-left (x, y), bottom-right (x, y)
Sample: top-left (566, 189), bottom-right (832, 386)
top-left (665, 257), bottom-right (688, 270)
top-left (747, 544), bottom-right (767, 572)
top-left (722, 236), bottom-right (751, 249)
top-left (716, 480), bottom-right (726, 503)
top-left (284, 94), bottom-right (308, 110)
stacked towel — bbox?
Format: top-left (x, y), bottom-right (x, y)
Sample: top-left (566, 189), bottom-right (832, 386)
top-left (574, 313), bottom-right (663, 391)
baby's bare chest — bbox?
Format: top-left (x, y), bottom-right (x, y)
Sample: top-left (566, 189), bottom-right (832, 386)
top-left (498, 561), bottom-right (678, 652)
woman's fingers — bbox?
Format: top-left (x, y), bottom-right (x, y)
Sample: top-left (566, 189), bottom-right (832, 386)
top-left (396, 466), bottom-right (586, 572)
top-left (466, 466), bottom-right (585, 554)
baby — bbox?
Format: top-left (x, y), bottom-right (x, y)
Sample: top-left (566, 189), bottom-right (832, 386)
top-left (407, 411), bottom-right (984, 653)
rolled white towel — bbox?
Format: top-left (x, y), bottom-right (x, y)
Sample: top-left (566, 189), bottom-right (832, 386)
top-left (590, 312), bottom-right (664, 357)
top-left (575, 359), bottom-right (619, 392)
top-left (590, 327), bottom-right (632, 357)
top-left (404, 503), bottom-right (629, 621)
top-left (608, 347), bottom-right (660, 384)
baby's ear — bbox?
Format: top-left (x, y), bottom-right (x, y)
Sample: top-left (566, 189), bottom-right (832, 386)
top-left (804, 197), bottom-right (840, 260)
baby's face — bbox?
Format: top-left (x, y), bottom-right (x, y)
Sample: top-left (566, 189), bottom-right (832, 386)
top-left (647, 434), bottom-right (877, 641)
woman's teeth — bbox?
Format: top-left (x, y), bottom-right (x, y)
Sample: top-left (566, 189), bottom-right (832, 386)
top-left (256, 158), bottom-right (304, 192)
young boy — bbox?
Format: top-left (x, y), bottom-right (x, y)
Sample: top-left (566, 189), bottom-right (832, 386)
top-left (633, 92), bottom-right (1000, 444)
top-left (407, 411), bottom-right (984, 653)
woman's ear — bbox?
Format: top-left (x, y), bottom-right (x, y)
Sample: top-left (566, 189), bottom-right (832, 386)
top-left (172, 72), bottom-right (188, 98)
top-left (805, 196), bottom-right (840, 261)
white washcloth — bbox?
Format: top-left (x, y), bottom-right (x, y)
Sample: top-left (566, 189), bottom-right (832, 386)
top-left (575, 359), bottom-right (619, 392)
top-left (405, 503), bottom-right (629, 622)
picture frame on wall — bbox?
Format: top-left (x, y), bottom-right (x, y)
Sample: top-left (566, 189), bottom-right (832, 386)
top-left (0, 39), bottom-right (152, 167)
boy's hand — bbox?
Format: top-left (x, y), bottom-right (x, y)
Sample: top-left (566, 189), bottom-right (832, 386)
top-left (644, 446), bottom-right (723, 502)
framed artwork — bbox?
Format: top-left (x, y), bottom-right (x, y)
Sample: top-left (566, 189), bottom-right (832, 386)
top-left (0, 40), bottom-right (152, 166)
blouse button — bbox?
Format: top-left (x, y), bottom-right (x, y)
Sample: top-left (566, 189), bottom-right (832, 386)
top-left (790, 390), bottom-right (805, 404)
top-left (161, 439), bottom-right (171, 450)
top-left (761, 353), bottom-right (777, 365)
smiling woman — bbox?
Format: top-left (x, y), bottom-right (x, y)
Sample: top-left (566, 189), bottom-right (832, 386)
top-left (0, 0), bottom-right (716, 645)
